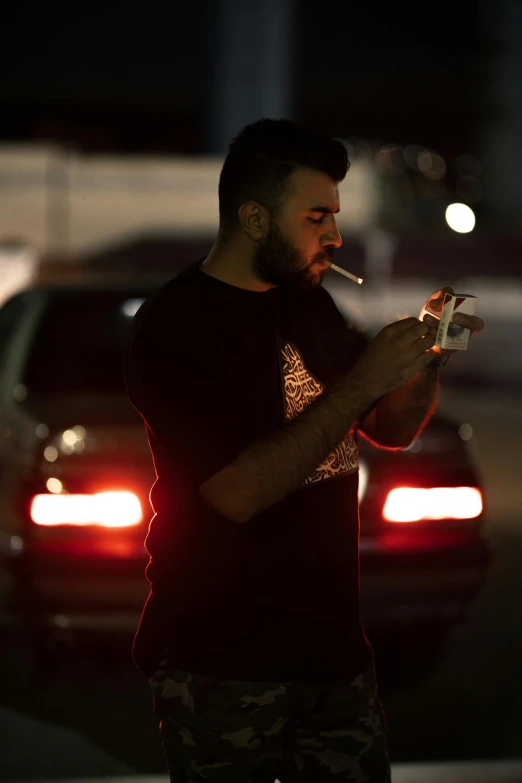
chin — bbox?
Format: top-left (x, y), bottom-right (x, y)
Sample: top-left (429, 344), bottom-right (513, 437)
top-left (297, 274), bottom-right (323, 292)
top-left (308, 276), bottom-right (322, 286)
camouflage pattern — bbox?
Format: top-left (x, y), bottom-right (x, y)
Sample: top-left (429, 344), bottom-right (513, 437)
top-left (150, 659), bottom-right (391, 782)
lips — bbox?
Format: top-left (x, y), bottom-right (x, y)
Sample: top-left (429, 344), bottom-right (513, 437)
top-left (310, 254), bottom-right (330, 266)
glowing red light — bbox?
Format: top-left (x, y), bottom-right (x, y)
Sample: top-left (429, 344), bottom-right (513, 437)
top-left (30, 491), bottom-right (143, 527)
top-left (383, 487), bottom-right (483, 523)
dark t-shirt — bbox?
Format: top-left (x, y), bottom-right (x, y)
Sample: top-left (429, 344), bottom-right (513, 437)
top-left (126, 260), bottom-right (373, 682)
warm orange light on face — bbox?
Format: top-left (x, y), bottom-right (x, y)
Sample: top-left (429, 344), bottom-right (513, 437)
top-left (30, 491), bottom-right (143, 527)
top-left (383, 487), bottom-right (483, 523)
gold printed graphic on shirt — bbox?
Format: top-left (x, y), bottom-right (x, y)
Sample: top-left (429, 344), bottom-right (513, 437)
top-left (279, 340), bottom-right (359, 485)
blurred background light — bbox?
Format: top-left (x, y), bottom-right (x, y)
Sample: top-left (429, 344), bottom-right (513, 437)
top-left (43, 446), bottom-right (58, 462)
top-left (374, 144), bottom-right (404, 177)
top-left (122, 298), bottom-right (145, 317)
top-left (13, 384), bottom-right (27, 401)
top-left (62, 430), bottom-right (78, 447)
top-left (402, 145), bottom-right (424, 171)
top-left (46, 478), bottom-right (63, 494)
top-left (459, 423), bottom-right (474, 441)
top-left (35, 423), bottom-right (49, 439)
top-left (445, 203), bottom-right (476, 233)
top-left (417, 150), bottom-right (446, 180)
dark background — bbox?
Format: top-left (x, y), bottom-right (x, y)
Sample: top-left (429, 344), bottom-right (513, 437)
top-left (2, 1), bottom-right (481, 156)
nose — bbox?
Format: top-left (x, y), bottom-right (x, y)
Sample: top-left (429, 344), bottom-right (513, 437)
top-left (321, 221), bottom-right (342, 250)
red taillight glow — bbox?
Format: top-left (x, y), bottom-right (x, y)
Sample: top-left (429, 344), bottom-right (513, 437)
top-left (30, 491), bottom-right (143, 528)
top-left (383, 486), bottom-right (483, 523)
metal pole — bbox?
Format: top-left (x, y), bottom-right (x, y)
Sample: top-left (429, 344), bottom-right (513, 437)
top-left (478, 0), bottom-right (522, 227)
top-left (206, 0), bottom-right (296, 154)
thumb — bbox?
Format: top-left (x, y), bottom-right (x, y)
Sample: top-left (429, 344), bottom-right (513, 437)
top-left (428, 286), bottom-right (454, 312)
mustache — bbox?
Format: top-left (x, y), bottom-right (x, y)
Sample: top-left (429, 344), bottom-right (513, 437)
top-left (314, 248), bottom-right (335, 263)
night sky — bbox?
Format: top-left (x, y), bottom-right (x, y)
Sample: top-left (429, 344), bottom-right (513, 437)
top-left (2, 1), bottom-right (481, 156)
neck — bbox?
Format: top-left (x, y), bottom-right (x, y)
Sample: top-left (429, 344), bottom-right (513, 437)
top-left (200, 237), bottom-right (274, 292)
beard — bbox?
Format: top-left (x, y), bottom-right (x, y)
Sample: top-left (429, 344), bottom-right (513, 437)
top-left (252, 221), bottom-right (334, 291)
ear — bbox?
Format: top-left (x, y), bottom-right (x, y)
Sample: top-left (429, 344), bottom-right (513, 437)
top-left (238, 201), bottom-right (268, 241)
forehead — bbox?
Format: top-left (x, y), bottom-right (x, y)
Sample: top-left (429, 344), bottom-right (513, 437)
top-left (284, 167), bottom-right (340, 210)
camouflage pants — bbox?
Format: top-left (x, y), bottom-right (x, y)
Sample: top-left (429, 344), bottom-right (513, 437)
top-left (150, 660), bottom-right (391, 782)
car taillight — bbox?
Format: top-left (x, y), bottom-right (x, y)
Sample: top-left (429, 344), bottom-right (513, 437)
top-left (30, 491), bottom-right (143, 528)
top-left (383, 486), bottom-right (483, 523)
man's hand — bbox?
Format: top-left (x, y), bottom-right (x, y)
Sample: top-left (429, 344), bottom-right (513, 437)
top-left (420, 286), bottom-right (485, 356)
top-left (352, 317), bottom-right (436, 398)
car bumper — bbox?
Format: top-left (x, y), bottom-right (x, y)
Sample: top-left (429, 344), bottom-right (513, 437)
top-left (5, 528), bottom-right (492, 635)
top-left (3, 539), bottom-right (149, 633)
top-left (35, 610), bottom-right (141, 633)
top-left (360, 534), bottom-right (491, 629)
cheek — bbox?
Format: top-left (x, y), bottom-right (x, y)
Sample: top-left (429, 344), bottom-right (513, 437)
top-left (276, 219), bottom-right (316, 259)
top-left (296, 226), bottom-right (318, 251)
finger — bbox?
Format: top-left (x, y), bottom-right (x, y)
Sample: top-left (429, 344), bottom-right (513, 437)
top-left (427, 286), bottom-right (454, 312)
top-left (390, 316), bottom-right (423, 333)
top-left (411, 320), bottom-right (431, 338)
top-left (416, 350), bottom-right (440, 371)
top-left (414, 334), bottom-right (436, 354)
top-left (422, 314), bottom-right (439, 328)
top-left (427, 299), bottom-right (443, 313)
top-left (417, 325), bottom-right (437, 341)
top-left (453, 313), bottom-right (484, 332)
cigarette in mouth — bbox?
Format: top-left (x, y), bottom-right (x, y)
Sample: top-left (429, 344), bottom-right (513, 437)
top-left (326, 262), bottom-right (364, 285)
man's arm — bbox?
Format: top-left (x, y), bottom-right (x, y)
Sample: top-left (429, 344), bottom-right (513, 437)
top-left (199, 372), bottom-right (377, 523)
top-left (358, 365), bottom-right (440, 450)
top-left (200, 317), bottom-right (436, 523)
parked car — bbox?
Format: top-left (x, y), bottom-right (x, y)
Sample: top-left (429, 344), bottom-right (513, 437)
top-left (0, 282), bottom-right (491, 679)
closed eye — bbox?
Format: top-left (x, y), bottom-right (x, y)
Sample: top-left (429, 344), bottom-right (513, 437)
top-left (308, 216), bottom-right (325, 225)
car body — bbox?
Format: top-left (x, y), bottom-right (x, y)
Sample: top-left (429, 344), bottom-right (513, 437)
top-left (0, 282), bottom-right (491, 669)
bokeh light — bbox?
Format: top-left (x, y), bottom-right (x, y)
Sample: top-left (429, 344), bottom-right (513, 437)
top-left (374, 144), bottom-right (404, 176)
top-left (43, 446), bottom-right (58, 462)
top-left (402, 144), bottom-right (424, 171)
top-left (445, 203), bottom-right (476, 233)
top-left (417, 150), bottom-right (446, 180)
top-left (46, 478), bottom-right (63, 494)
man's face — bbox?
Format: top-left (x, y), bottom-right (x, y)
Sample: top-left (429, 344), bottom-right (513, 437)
top-left (252, 167), bottom-right (342, 290)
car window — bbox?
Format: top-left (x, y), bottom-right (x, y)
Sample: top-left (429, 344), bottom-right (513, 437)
top-left (22, 291), bottom-right (147, 397)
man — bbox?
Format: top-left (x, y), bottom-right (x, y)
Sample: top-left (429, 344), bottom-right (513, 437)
top-left (126, 119), bottom-right (484, 782)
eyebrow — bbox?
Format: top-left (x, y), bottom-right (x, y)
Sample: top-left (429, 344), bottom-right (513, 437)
top-left (307, 205), bottom-right (340, 215)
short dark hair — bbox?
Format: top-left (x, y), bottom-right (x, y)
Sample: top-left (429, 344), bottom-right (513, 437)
top-left (218, 118), bottom-right (349, 237)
